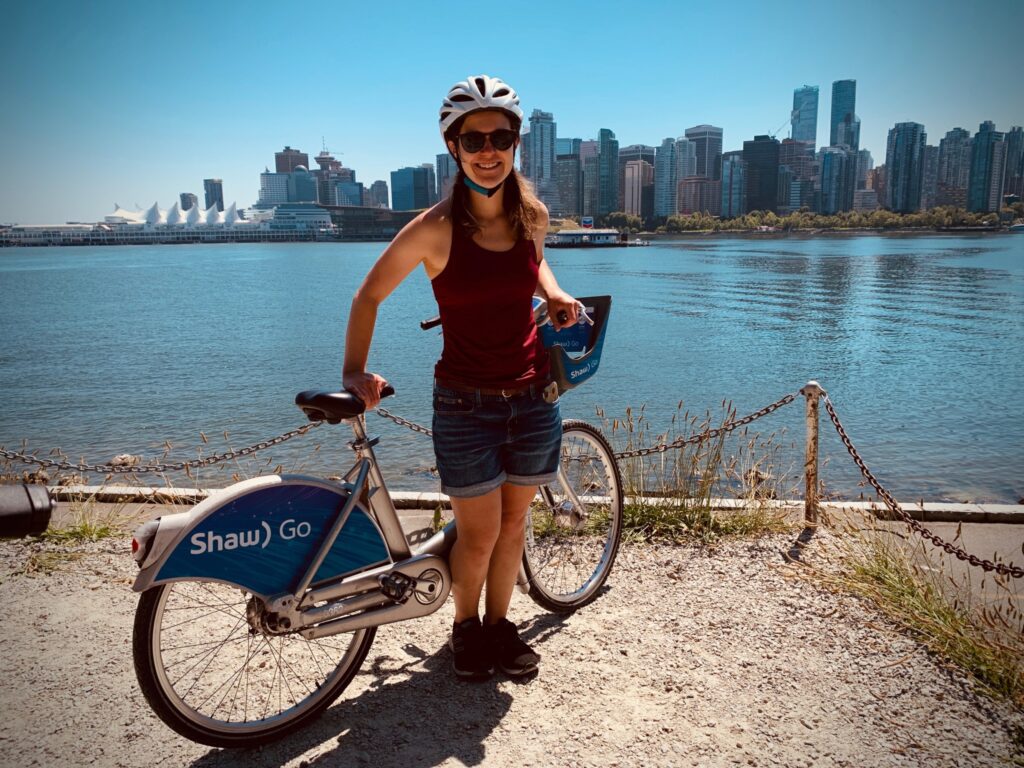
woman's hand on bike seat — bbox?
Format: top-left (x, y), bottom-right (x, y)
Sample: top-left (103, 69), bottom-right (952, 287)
top-left (342, 371), bottom-right (390, 410)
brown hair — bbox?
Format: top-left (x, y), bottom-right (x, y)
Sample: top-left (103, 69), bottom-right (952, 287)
top-left (444, 112), bottom-right (545, 241)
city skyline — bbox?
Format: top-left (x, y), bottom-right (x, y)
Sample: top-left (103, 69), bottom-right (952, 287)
top-left (2, 0), bottom-right (1022, 224)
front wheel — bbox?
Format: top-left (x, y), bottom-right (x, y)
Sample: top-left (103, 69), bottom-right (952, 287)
top-left (523, 419), bottom-right (624, 612)
top-left (133, 581), bottom-right (375, 748)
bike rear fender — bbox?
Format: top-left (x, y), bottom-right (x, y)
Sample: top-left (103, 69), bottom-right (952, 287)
top-left (131, 475), bottom-right (389, 599)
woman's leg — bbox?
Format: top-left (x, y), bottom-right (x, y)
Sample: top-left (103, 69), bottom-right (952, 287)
top-left (449, 487), bottom-right (503, 622)
top-left (483, 483), bottom-right (537, 622)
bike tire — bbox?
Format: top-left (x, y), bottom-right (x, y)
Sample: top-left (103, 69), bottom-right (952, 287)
top-left (133, 581), bottom-right (375, 748)
top-left (523, 419), bottom-right (624, 613)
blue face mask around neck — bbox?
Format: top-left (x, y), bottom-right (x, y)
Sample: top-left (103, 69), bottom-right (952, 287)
top-left (463, 175), bottom-right (503, 198)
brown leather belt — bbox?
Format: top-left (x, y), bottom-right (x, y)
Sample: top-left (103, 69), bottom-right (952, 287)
top-left (434, 377), bottom-right (538, 398)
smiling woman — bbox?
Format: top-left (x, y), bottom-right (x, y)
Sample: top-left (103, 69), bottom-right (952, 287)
top-left (339, 74), bottom-right (583, 682)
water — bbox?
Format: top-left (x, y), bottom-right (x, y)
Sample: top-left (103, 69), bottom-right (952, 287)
top-left (1, 235), bottom-right (1021, 502)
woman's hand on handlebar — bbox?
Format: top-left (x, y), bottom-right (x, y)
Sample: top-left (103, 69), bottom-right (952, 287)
top-left (342, 371), bottom-right (389, 410)
top-left (545, 290), bottom-right (579, 331)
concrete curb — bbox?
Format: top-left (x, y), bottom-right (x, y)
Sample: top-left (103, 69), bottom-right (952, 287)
top-left (47, 485), bottom-right (1024, 523)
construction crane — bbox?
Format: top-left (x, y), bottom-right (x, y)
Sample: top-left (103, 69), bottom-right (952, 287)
top-left (768, 115), bottom-right (792, 141)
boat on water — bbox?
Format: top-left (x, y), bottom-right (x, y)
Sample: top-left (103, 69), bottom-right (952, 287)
top-left (1009, 222), bottom-right (1024, 232)
top-left (545, 228), bottom-right (649, 248)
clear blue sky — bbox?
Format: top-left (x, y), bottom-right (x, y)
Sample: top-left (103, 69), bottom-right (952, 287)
top-left (2, 0), bottom-right (1021, 224)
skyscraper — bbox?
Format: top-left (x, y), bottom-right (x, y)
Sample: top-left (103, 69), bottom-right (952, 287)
top-left (390, 166), bottom-right (430, 211)
top-left (617, 145), bottom-right (656, 210)
top-left (675, 138), bottom-right (697, 182)
top-left (885, 122), bottom-right (927, 213)
top-left (436, 153), bottom-right (459, 200)
top-left (526, 109), bottom-right (558, 210)
top-left (720, 151), bottom-right (746, 218)
top-left (856, 149), bottom-right (873, 190)
top-left (555, 152), bottom-right (582, 218)
top-left (937, 128), bottom-right (972, 208)
top-left (276, 146), bottom-right (309, 174)
top-left (203, 178), bottom-right (224, 212)
top-left (597, 128), bottom-right (620, 216)
top-left (779, 139), bottom-right (816, 211)
top-left (1003, 126), bottom-right (1024, 199)
top-left (582, 155), bottom-right (600, 218)
top-left (819, 147), bottom-right (855, 214)
top-left (421, 163), bottom-right (438, 206)
top-left (368, 180), bottom-right (389, 208)
top-left (685, 125), bottom-right (724, 180)
top-left (654, 138), bottom-right (677, 218)
top-left (556, 137), bottom-right (582, 156)
top-left (258, 171), bottom-right (289, 208)
top-left (921, 145), bottom-right (939, 210)
top-left (287, 166), bottom-right (318, 203)
top-left (829, 80), bottom-right (857, 148)
top-left (967, 121), bottom-right (1006, 213)
top-left (791, 86), bottom-right (819, 146)
top-left (179, 192), bottom-right (198, 211)
top-left (742, 135), bottom-right (780, 213)
top-left (623, 159), bottom-right (654, 220)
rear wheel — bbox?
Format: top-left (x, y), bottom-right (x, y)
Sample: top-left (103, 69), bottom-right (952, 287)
top-left (523, 419), bottom-right (623, 612)
top-left (133, 581), bottom-right (375, 748)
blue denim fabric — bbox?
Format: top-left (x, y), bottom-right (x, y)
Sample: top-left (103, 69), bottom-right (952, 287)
top-left (431, 381), bottom-right (562, 498)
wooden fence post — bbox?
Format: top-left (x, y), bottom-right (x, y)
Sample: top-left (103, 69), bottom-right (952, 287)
top-left (800, 381), bottom-right (823, 526)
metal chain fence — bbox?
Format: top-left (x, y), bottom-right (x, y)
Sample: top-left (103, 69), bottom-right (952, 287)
top-left (3, 387), bottom-right (1019, 578)
top-left (0, 422), bottom-right (322, 475)
top-left (820, 392), bottom-right (1023, 579)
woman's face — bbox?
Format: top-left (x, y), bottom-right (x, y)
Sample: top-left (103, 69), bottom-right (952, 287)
top-left (449, 110), bottom-right (517, 189)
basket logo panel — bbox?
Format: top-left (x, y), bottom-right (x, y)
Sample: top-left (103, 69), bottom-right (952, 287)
top-left (156, 484), bottom-right (389, 595)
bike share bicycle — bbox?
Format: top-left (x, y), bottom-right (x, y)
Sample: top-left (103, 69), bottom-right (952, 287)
top-left (130, 295), bottom-right (622, 747)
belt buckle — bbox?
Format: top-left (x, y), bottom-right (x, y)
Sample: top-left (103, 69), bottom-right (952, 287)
top-left (542, 381), bottom-right (559, 403)
top-left (500, 388), bottom-right (513, 398)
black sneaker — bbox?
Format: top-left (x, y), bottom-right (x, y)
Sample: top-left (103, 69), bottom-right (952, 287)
top-left (486, 617), bottom-right (540, 677)
top-left (450, 617), bottom-right (494, 680)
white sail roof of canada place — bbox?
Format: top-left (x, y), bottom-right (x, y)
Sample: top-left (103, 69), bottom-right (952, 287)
top-left (103, 202), bottom-right (244, 227)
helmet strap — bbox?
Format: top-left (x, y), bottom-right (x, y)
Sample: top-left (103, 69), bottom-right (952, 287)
top-left (462, 175), bottom-right (504, 198)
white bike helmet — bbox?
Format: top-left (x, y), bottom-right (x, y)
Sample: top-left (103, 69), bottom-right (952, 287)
top-left (439, 75), bottom-right (524, 141)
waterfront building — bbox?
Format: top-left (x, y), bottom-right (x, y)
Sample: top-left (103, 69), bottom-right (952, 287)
top-left (819, 146), bottom-right (855, 214)
top-left (675, 138), bottom-right (697, 183)
top-left (436, 153), bottom-right (458, 200)
top-left (258, 171), bottom-right (289, 208)
top-left (1003, 126), bottom-right (1024, 199)
top-left (677, 176), bottom-right (713, 215)
top-left (580, 140), bottom-right (598, 162)
top-left (368, 180), bottom-right (389, 208)
top-left (884, 122), bottom-right (926, 213)
top-left (921, 145), bottom-right (939, 210)
top-left (720, 151), bottom-right (746, 218)
top-left (597, 128), bottom-right (619, 216)
top-left (204, 179), bottom-right (224, 212)
top-left (421, 163), bottom-right (438, 207)
top-left (856, 149), bottom-right (873, 190)
top-left (582, 154), bottom-right (600, 218)
top-left (623, 159), bottom-right (654, 220)
top-left (853, 189), bottom-right (880, 212)
top-left (526, 109), bottom-right (559, 211)
top-left (742, 135), bottom-right (780, 213)
top-left (276, 146), bottom-right (309, 173)
top-left (829, 80), bottom-right (857, 148)
top-left (685, 125), bottom-right (724, 180)
top-left (335, 181), bottom-right (364, 206)
top-left (967, 121), bottom-right (1006, 213)
top-left (556, 137), bottom-right (582, 156)
top-left (937, 128), bottom-right (972, 207)
top-left (779, 139), bottom-right (816, 211)
top-left (321, 206), bottom-right (418, 239)
top-left (617, 144), bottom-right (656, 211)
top-left (519, 126), bottom-right (530, 177)
top-left (654, 138), bottom-right (677, 218)
top-left (554, 152), bottom-right (582, 219)
top-left (179, 192), bottom-right (198, 211)
top-left (287, 166), bottom-right (319, 203)
top-left (390, 166), bottom-right (431, 211)
top-left (791, 86), bottom-right (819, 147)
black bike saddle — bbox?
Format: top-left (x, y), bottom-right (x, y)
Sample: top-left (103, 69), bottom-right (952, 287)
top-left (295, 386), bottom-right (395, 424)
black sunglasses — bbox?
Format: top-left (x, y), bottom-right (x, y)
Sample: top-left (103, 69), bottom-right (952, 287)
top-left (457, 129), bottom-right (517, 153)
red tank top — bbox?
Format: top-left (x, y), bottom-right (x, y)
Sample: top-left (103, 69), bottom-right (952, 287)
top-left (431, 226), bottom-right (550, 388)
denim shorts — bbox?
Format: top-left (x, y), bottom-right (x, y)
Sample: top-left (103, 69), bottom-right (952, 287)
top-left (431, 381), bottom-right (562, 498)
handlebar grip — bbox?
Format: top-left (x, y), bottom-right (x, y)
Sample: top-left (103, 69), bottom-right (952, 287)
top-left (380, 384), bottom-right (396, 398)
top-left (420, 316), bottom-right (442, 330)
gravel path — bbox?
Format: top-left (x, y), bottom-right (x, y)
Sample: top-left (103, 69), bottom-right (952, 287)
top-left (0, 533), bottom-right (1020, 768)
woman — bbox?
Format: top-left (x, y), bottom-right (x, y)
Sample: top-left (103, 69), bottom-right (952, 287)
top-left (341, 75), bottom-right (579, 680)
